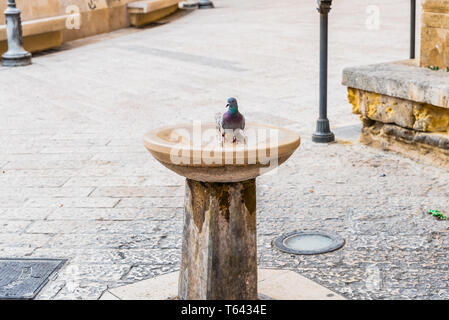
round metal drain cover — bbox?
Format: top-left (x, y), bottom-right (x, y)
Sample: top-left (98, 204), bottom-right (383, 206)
top-left (274, 231), bottom-right (345, 255)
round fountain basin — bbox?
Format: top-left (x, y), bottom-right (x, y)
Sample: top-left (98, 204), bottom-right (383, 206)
top-left (143, 122), bottom-right (301, 182)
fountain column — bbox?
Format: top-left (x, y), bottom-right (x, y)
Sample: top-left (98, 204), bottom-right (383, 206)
top-left (143, 122), bottom-right (300, 300)
top-left (178, 179), bottom-right (257, 300)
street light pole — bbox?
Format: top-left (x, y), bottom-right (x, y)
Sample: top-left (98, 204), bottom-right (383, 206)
top-left (1, 0), bottom-right (31, 67)
top-left (312, 0), bottom-right (335, 143)
top-left (410, 0), bottom-right (416, 59)
top-left (198, 0), bottom-right (214, 9)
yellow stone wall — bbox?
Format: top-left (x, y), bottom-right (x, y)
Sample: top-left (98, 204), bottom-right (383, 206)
top-left (420, 0), bottom-right (449, 68)
top-left (59, 0), bottom-right (112, 42)
top-left (129, 4), bottom-right (178, 27)
top-left (0, 0), bottom-right (62, 24)
top-left (348, 88), bottom-right (449, 133)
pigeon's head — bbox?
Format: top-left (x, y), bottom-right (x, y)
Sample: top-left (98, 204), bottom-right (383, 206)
top-left (226, 97), bottom-right (238, 113)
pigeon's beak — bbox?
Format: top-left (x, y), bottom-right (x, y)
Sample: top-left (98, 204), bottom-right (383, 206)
top-left (226, 104), bottom-right (230, 108)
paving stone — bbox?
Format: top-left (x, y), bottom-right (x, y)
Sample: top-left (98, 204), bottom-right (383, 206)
top-left (0, 168), bottom-right (79, 178)
top-left (0, 197), bottom-right (29, 208)
top-left (47, 233), bottom-right (166, 249)
top-left (115, 197), bottom-right (184, 208)
top-left (0, 177), bottom-right (69, 188)
top-left (90, 186), bottom-right (184, 198)
top-left (24, 197), bottom-right (120, 208)
top-left (52, 281), bottom-right (109, 300)
top-left (0, 153), bottom-right (94, 162)
top-left (46, 208), bottom-right (137, 221)
top-left (0, 220), bottom-right (33, 233)
top-left (40, 145), bottom-right (144, 154)
top-left (64, 177), bottom-right (147, 187)
top-left (119, 265), bottom-right (179, 284)
top-left (2, 160), bottom-right (113, 170)
top-left (0, 233), bottom-right (53, 248)
top-left (35, 280), bottom-right (66, 300)
top-left (1, 208), bottom-right (54, 220)
top-left (0, 187), bottom-right (94, 198)
top-left (0, 246), bottom-right (36, 257)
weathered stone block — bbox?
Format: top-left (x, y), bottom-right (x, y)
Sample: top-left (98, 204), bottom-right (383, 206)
top-left (348, 88), bottom-right (360, 114)
top-left (60, 0), bottom-right (111, 42)
top-left (414, 103), bottom-right (449, 131)
top-left (347, 88), bottom-right (449, 133)
top-left (343, 61), bottom-right (449, 110)
top-left (108, 0), bottom-right (130, 31)
top-left (422, 0), bottom-right (449, 14)
top-left (422, 12), bottom-right (449, 29)
top-left (179, 179), bottom-right (257, 300)
top-left (361, 121), bottom-right (449, 170)
top-left (420, 25), bottom-right (449, 68)
top-left (127, 0), bottom-right (180, 27)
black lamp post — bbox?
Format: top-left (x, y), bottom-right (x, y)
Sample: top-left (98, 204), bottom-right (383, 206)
top-left (1, 0), bottom-right (31, 67)
top-left (312, 0), bottom-right (335, 143)
top-left (410, 0), bottom-right (416, 59)
top-left (198, 0), bottom-right (214, 9)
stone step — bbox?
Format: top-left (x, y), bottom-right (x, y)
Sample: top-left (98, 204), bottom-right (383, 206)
top-left (0, 14), bottom-right (73, 55)
top-left (0, 15), bottom-right (70, 41)
top-left (127, 0), bottom-right (181, 27)
top-left (343, 60), bottom-right (449, 110)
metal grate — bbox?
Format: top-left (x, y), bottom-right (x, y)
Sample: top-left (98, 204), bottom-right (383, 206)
top-left (0, 258), bottom-right (66, 300)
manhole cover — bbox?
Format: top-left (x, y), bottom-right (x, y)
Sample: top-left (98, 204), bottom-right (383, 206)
top-left (273, 231), bottom-right (345, 255)
top-left (0, 258), bottom-right (66, 300)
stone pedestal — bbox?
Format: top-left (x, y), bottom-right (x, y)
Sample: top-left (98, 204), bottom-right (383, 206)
top-left (178, 178), bottom-right (257, 300)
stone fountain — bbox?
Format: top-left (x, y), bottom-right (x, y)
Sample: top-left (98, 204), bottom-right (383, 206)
top-left (143, 120), bottom-right (300, 300)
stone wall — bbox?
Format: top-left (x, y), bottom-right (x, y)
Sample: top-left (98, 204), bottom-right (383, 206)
top-left (0, 0), bottom-right (181, 54)
top-left (0, 0), bottom-right (135, 42)
top-left (420, 0), bottom-right (449, 69)
top-left (58, 0), bottom-right (137, 42)
top-left (348, 86), bottom-right (449, 169)
top-left (0, 0), bottom-right (62, 25)
top-left (349, 88), bottom-right (449, 133)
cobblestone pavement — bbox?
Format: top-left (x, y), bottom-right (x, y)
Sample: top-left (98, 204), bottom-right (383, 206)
top-left (1, 0), bottom-right (448, 300)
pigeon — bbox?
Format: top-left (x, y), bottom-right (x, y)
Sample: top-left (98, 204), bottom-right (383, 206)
top-left (219, 97), bottom-right (246, 144)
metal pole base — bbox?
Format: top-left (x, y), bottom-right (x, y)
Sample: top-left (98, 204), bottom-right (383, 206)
top-left (2, 51), bottom-right (31, 67)
top-left (312, 119), bottom-right (335, 143)
top-left (2, 2), bottom-right (32, 67)
top-left (198, 0), bottom-right (214, 9)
